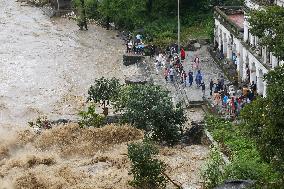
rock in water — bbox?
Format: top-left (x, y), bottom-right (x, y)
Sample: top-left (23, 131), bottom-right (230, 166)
top-left (214, 180), bottom-right (255, 189)
top-left (123, 54), bottom-right (144, 66)
top-left (125, 75), bottom-right (148, 84)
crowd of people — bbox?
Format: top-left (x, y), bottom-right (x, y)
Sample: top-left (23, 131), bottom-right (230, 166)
top-left (126, 34), bottom-right (145, 55)
top-left (153, 44), bottom-right (258, 118)
top-left (156, 46), bottom-right (205, 91)
top-left (210, 77), bottom-right (258, 117)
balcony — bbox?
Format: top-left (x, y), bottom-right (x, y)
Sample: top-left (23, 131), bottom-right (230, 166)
top-left (214, 6), bottom-right (244, 38)
top-left (245, 0), bottom-right (276, 10)
top-left (251, 0), bottom-right (275, 5)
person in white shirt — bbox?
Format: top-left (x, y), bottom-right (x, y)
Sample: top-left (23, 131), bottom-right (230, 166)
top-left (169, 67), bottom-right (175, 82)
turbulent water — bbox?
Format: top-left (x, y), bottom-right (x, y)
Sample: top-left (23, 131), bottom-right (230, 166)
top-left (0, 0), bottom-right (139, 126)
top-left (0, 124), bottom-right (144, 189)
top-left (0, 1), bottom-right (209, 188)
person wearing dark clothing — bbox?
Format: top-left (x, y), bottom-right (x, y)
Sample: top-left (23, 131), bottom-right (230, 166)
top-left (209, 79), bottom-right (214, 96)
top-left (220, 75), bottom-right (224, 86)
top-left (223, 85), bottom-right (228, 97)
top-left (218, 80), bottom-right (223, 90)
top-left (106, 16), bottom-right (110, 30)
top-left (201, 82), bottom-right (206, 98)
top-left (195, 70), bottom-right (202, 88)
top-left (248, 90), bottom-right (254, 101)
top-left (250, 81), bottom-right (257, 94)
top-left (188, 71), bottom-right (193, 87)
top-left (181, 70), bottom-right (187, 86)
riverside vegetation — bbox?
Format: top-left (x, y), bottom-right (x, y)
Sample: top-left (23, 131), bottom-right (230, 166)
top-left (76, 78), bottom-right (187, 188)
top-left (23, 0), bottom-right (245, 47)
top-left (2, 77), bottom-right (202, 188)
top-left (71, 0), bottom-right (244, 47)
top-left (82, 77), bottom-right (186, 146)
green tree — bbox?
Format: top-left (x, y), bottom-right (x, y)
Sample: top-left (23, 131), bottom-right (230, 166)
top-left (97, 0), bottom-right (147, 30)
top-left (78, 105), bottom-right (105, 128)
top-left (248, 6), bottom-right (284, 60)
top-left (241, 65), bottom-right (284, 173)
top-left (128, 140), bottom-right (167, 189)
top-left (87, 77), bottom-right (121, 116)
top-left (115, 84), bottom-right (186, 145)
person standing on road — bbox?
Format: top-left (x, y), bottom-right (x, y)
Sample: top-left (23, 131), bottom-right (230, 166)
top-left (181, 48), bottom-right (186, 61)
top-left (181, 70), bottom-right (187, 86)
top-left (220, 75), bottom-right (225, 87)
top-left (194, 56), bottom-right (200, 69)
top-left (164, 67), bottom-right (169, 82)
top-left (188, 71), bottom-right (193, 87)
top-left (201, 82), bottom-right (206, 98)
top-left (209, 79), bottom-right (214, 96)
top-left (169, 67), bottom-right (175, 82)
top-left (195, 70), bottom-right (202, 87)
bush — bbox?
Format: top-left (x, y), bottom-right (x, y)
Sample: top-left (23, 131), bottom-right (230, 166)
top-left (241, 66), bottom-right (284, 173)
top-left (78, 105), bottom-right (105, 128)
top-left (201, 148), bottom-right (225, 189)
top-left (88, 77), bottom-right (121, 116)
top-left (128, 140), bottom-right (167, 189)
top-left (115, 84), bottom-right (186, 145)
top-left (204, 115), bottom-right (281, 188)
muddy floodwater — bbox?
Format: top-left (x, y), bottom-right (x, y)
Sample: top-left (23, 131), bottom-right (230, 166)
top-left (0, 0), bottom-right (138, 126)
top-left (0, 1), bottom-right (210, 189)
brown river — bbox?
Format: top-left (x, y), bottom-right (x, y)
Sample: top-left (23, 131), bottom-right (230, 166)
top-left (0, 1), bottom-right (209, 188)
top-left (0, 0), bottom-right (138, 126)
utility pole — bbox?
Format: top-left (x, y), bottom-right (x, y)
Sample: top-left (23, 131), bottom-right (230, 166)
top-left (178, 0), bottom-right (181, 62)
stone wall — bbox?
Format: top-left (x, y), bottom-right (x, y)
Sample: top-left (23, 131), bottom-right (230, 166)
top-left (50, 0), bottom-right (71, 10)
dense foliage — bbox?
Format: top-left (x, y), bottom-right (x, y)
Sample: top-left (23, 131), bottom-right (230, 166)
top-left (87, 77), bottom-right (121, 108)
top-left (78, 105), bottom-right (105, 127)
top-left (72, 0), bottom-right (243, 46)
top-left (201, 147), bottom-right (224, 189)
top-left (115, 84), bottom-right (187, 145)
top-left (249, 5), bottom-right (284, 60)
top-left (203, 116), bottom-right (281, 189)
top-left (128, 140), bottom-right (167, 188)
top-left (241, 65), bottom-right (284, 173)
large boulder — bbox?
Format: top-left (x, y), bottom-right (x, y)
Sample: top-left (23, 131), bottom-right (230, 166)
top-left (123, 54), bottom-right (145, 66)
top-left (214, 180), bottom-right (255, 189)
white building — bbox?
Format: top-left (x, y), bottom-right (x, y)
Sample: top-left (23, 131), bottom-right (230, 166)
top-left (214, 0), bottom-right (283, 97)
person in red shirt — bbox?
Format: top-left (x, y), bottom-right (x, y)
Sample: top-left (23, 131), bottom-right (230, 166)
top-left (181, 48), bottom-right (186, 60)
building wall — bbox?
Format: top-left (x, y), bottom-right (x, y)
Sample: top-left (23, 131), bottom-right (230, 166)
top-left (214, 14), bottom-right (268, 96)
top-left (245, 0), bottom-right (260, 10)
top-left (276, 0), bottom-right (284, 7)
top-left (213, 0), bottom-right (284, 97)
